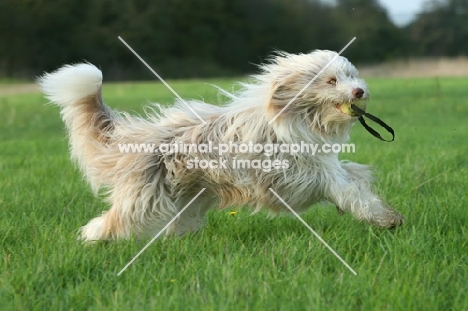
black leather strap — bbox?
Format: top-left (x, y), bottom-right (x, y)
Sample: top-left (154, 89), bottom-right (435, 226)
top-left (351, 104), bottom-right (394, 142)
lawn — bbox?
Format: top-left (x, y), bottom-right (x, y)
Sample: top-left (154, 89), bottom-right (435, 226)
top-left (1, 76), bottom-right (467, 310)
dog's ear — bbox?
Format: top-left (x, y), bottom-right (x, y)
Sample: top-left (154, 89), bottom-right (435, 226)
top-left (266, 72), bottom-right (302, 122)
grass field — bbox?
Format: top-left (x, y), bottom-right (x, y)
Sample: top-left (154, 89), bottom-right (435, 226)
top-left (1, 76), bottom-right (468, 310)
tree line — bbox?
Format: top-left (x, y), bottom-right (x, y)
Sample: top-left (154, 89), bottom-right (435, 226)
top-left (0, 0), bottom-right (466, 80)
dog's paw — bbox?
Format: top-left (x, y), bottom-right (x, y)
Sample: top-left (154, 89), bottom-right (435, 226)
top-left (79, 216), bottom-right (105, 242)
top-left (388, 212), bottom-right (405, 229)
top-left (378, 211), bottom-right (405, 229)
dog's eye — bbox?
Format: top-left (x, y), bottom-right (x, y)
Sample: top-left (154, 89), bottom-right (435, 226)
top-left (327, 78), bottom-right (337, 85)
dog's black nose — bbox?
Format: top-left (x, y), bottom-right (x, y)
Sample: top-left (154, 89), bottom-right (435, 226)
top-left (352, 88), bottom-right (364, 98)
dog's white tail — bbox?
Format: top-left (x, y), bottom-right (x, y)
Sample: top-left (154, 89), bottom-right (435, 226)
top-left (38, 63), bottom-right (103, 105)
top-left (38, 63), bottom-right (115, 192)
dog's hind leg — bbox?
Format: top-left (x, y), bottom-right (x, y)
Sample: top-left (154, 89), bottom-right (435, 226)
top-left (165, 197), bottom-right (210, 236)
top-left (79, 195), bottom-right (209, 241)
top-left (80, 206), bottom-right (130, 241)
top-left (79, 165), bottom-right (180, 241)
top-left (80, 199), bottom-right (181, 242)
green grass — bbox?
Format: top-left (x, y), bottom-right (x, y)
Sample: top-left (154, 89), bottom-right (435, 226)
top-left (1, 76), bottom-right (468, 310)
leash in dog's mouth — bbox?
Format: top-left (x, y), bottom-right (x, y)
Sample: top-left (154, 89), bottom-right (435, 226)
top-left (350, 104), bottom-right (394, 142)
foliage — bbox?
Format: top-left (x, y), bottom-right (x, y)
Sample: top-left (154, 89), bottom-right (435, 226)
top-left (0, 0), bottom-right (398, 79)
top-left (406, 0), bottom-right (468, 56)
top-left (0, 0), bottom-right (466, 79)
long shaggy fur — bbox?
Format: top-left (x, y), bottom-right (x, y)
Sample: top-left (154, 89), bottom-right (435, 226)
top-left (39, 51), bottom-right (404, 241)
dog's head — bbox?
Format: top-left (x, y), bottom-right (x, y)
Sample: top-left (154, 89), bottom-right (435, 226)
top-left (261, 50), bottom-right (368, 137)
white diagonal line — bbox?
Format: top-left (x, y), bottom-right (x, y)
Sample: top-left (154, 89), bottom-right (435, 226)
top-left (268, 37), bottom-right (356, 124)
top-left (117, 188), bottom-right (206, 276)
top-left (268, 188), bottom-right (357, 275)
top-left (118, 36), bottom-right (207, 125)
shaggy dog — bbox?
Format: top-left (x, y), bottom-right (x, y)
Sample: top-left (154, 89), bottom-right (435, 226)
top-left (39, 50), bottom-right (404, 241)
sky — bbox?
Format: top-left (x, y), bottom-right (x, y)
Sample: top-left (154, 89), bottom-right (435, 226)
top-left (378, 0), bottom-right (429, 26)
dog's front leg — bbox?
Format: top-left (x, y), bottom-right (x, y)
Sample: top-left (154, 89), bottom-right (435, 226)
top-left (328, 162), bottom-right (404, 228)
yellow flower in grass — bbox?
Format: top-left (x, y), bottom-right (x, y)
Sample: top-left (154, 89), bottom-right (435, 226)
top-left (229, 211), bottom-right (238, 216)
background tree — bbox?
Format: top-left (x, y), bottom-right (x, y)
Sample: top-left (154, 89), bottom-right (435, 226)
top-left (331, 0), bottom-right (409, 62)
top-left (0, 0), bottom-right (464, 80)
top-left (407, 0), bottom-right (468, 57)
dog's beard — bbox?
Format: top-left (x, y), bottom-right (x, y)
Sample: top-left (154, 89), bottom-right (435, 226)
top-left (267, 95), bottom-right (366, 143)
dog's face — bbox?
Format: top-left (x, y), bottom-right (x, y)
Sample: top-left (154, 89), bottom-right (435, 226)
top-left (263, 50), bottom-right (369, 133)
